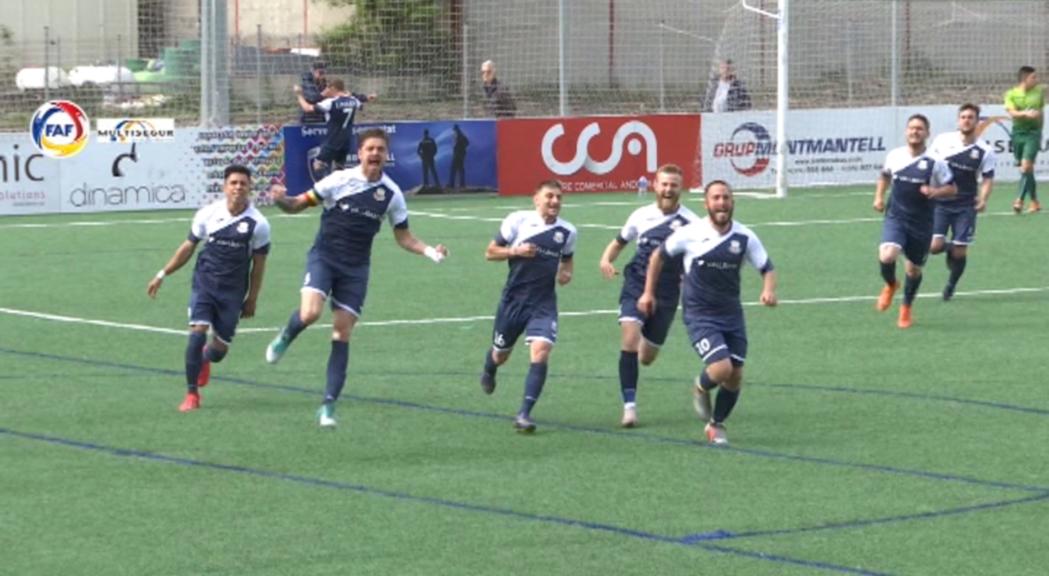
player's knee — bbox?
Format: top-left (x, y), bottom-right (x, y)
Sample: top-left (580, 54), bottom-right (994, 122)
top-left (929, 240), bottom-right (945, 254)
top-left (639, 346), bottom-right (659, 366)
top-left (529, 344), bottom-right (552, 364)
top-left (706, 359), bottom-right (733, 384)
top-left (299, 307), bottom-right (322, 325)
top-left (723, 368), bottom-right (744, 391)
top-left (951, 246), bottom-right (968, 258)
top-left (206, 344), bottom-right (228, 363)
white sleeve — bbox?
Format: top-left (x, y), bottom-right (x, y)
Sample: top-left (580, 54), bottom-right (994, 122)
top-left (252, 219), bottom-right (271, 251)
top-left (617, 210), bottom-right (641, 243)
top-left (980, 148), bottom-right (997, 178)
top-left (661, 227), bottom-right (688, 258)
top-left (563, 227), bottom-right (578, 258)
top-left (315, 97), bottom-right (333, 113)
top-left (744, 231), bottom-right (770, 271)
top-left (932, 158), bottom-right (954, 187)
top-left (386, 191), bottom-right (409, 228)
top-left (881, 151), bottom-right (893, 177)
top-left (497, 213), bottom-right (520, 246)
top-left (312, 172), bottom-right (342, 202)
top-left (189, 207), bottom-right (208, 242)
top-left (927, 136), bottom-right (943, 160)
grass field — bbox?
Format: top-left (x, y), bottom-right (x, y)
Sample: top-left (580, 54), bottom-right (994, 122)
top-left (2, 187), bottom-right (1048, 575)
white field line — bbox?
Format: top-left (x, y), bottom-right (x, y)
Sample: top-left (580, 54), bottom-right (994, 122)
top-left (3, 286), bottom-right (1046, 338)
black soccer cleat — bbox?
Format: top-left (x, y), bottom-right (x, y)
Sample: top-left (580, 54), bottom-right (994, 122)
top-left (942, 283), bottom-right (956, 302)
top-left (480, 371), bottom-right (496, 395)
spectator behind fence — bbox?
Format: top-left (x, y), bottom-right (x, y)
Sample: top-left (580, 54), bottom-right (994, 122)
top-left (481, 60), bottom-right (516, 118)
top-left (702, 59), bottom-right (752, 113)
top-left (299, 60), bottom-right (328, 124)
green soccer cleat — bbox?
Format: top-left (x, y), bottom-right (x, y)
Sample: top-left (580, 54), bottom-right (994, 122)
top-left (318, 403), bottom-right (337, 428)
top-left (265, 330), bottom-right (290, 364)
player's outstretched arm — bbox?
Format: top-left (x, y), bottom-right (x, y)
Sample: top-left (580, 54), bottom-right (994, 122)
top-left (147, 240), bottom-right (197, 298)
top-left (269, 184), bottom-right (314, 214)
top-left (599, 238), bottom-right (625, 279)
top-left (393, 227), bottom-right (447, 262)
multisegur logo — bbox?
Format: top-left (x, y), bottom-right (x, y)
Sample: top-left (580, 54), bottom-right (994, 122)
top-left (29, 100), bottom-right (90, 159)
top-left (96, 118), bottom-right (175, 143)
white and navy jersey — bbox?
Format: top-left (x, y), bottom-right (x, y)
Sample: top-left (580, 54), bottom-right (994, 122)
top-left (662, 218), bottom-right (772, 319)
top-left (928, 131), bottom-right (995, 209)
top-left (307, 165), bottom-right (408, 269)
top-left (618, 203), bottom-right (699, 301)
top-left (315, 94), bottom-right (365, 150)
top-left (188, 200), bottom-right (271, 297)
top-left (494, 210), bottom-right (578, 307)
top-left (882, 145), bottom-right (954, 225)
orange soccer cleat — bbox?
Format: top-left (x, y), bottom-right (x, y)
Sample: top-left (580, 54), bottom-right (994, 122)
top-left (897, 304), bottom-right (913, 329)
top-left (179, 392), bottom-right (201, 412)
top-left (1027, 200), bottom-right (1041, 214)
top-left (197, 346), bottom-right (211, 388)
top-left (876, 281), bottom-right (899, 312)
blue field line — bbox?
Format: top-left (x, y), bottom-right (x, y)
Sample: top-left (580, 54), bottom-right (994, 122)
top-left (0, 426), bottom-right (890, 576)
top-left (3, 346), bottom-right (1047, 495)
top-left (703, 491), bottom-right (1049, 542)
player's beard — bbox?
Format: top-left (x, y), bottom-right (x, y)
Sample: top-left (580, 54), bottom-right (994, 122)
top-left (710, 206), bottom-right (733, 228)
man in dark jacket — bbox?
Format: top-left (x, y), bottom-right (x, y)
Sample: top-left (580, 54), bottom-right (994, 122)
top-left (702, 59), bottom-right (752, 113)
top-left (299, 60), bottom-right (328, 124)
top-left (481, 60), bottom-right (516, 118)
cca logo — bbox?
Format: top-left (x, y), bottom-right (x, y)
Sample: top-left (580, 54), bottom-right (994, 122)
top-left (30, 100), bottom-right (90, 159)
top-left (541, 120), bottom-right (657, 176)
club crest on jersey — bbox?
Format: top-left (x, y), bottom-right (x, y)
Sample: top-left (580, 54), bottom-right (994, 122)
top-left (670, 219), bottom-right (683, 229)
top-left (373, 187), bottom-right (386, 202)
top-left (553, 231), bottom-right (565, 244)
top-left (970, 149), bottom-right (979, 159)
top-left (237, 221), bottom-right (249, 234)
top-left (918, 160), bottom-right (928, 170)
top-left (729, 240), bottom-right (742, 254)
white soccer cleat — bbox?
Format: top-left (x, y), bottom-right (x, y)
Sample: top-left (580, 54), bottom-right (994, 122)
top-left (620, 405), bottom-right (638, 428)
top-left (318, 404), bottom-right (337, 428)
top-left (692, 377), bottom-right (713, 423)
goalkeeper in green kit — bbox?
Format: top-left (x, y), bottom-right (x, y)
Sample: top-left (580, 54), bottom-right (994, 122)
top-left (1004, 66), bottom-right (1045, 213)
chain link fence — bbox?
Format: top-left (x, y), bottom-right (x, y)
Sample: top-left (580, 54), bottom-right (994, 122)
top-left (1, 0), bottom-right (1046, 131)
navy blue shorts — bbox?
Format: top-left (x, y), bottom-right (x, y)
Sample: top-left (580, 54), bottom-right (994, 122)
top-left (188, 288), bottom-right (242, 344)
top-left (619, 297), bottom-right (679, 347)
top-left (933, 205), bottom-right (977, 246)
top-left (302, 250), bottom-right (370, 316)
top-left (881, 216), bottom-right (931, 266)
top-left (316, 144), bottom-right (350, 166)
top-left (491, 298), bottom-right (558, 351)
top-left (684, 315), bottom-right (747, 367)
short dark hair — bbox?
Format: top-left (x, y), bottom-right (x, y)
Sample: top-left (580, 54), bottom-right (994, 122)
top-left (327, 78), bottom-right (345, 91)
top-left (535, 179), bottom-right (563, 193)
top-left (312, 60), bottom-right (327, 70)
top-left (357, 128), bottom-right (389, 148)
top-left (959, 103), bottom-right (980, 116)
top-left (907, 113), bottom-right (929, 130)
top-left (1019, 66), bottom-right (1036, 81)
top-left (224, 164), bottom-right (251, 181)
top-left (704, 179), bottom-right (731, 194)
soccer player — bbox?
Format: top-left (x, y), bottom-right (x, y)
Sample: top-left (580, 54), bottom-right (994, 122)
top-left (928, 104), bottom-right (996, 301)
top-left (479, 180), bottom-right (577, 433)
top-left (295, 78), bottom-right (377, 176)
top-left (1004, 66), bottom-right (1045, 214)
top-left (146, 165), bottom-right (271, 412)
top-left (873, 114), bottom-right (957, 328)
top-left (638, 181), bottom-right (776, 446)
top-left (264, 128), bottom-right (448, 428)
top-left (599, 164), bottom-right (698, 427)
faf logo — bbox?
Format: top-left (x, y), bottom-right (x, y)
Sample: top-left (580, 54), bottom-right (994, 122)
top-left (30, 100), bottom-right (90, 159)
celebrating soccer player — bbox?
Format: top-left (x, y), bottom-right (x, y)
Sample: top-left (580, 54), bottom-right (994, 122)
top-left (598, 164), bottom-right (698, 428)
top-left (928, 104), bottom-right (996, 301)
top-left (638, 181), bottom-right (777, 446)
top-left (264, 128), bottom-right (448, 428)
top-left (873, 114), bottom-right (957, 328)
top-left (147, 165), bottom-right (271, 412)
top-left (479, 180), bottom-right (577, 433)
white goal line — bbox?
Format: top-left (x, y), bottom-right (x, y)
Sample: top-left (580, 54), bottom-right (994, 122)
top-left (1, 286), bottom-right (1046, 338)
